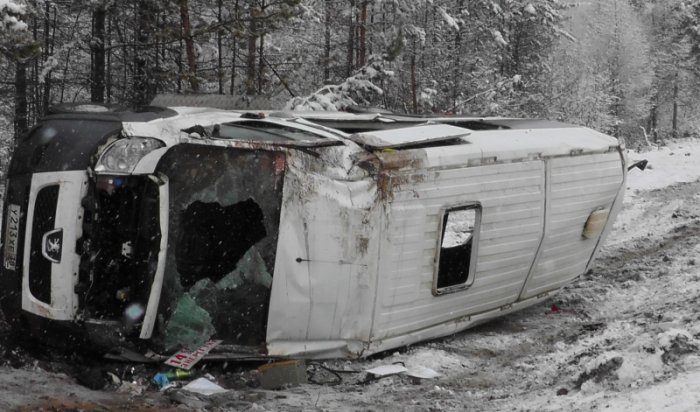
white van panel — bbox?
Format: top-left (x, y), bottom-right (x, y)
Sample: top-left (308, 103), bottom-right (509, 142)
top-left (520, 152), bottom-right (624, 298)
top-left (371, 161), bottom-right (545, 340)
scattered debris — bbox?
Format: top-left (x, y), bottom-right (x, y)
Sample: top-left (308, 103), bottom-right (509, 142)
top-left (405, 365), bottom-right (441, 380)
top-left (365, 364), bottom-right (408, 377)
top-left (258, 360), bottom-right (308, 389)
top-left (107, 372), bottom-right (121, 385)
top-left (182, 377), bottom-right (228, 396)
top-left (164, 340), bottom-right (222, 370)
top-left (116, 381), bottom-right (146, 396)
top-left (152, 369), bottom-right (193, 388)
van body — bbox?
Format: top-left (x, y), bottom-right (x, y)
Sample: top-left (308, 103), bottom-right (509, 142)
top-left (0, 105), bottom-right (626, 359)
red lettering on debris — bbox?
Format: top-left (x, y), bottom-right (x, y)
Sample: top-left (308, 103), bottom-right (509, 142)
top-left (164, 340), bottom-right (223, 370)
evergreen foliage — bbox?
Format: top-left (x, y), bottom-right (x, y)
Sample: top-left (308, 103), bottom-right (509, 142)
top-left (0, 0), bottom-right (699, 156)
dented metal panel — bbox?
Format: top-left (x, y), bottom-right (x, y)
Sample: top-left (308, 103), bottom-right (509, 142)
top-left (266, 152), bottom-right (379, 357)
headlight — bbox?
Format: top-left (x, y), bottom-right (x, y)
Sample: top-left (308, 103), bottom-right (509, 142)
top-left (95, 137), bottom-right (164, 173)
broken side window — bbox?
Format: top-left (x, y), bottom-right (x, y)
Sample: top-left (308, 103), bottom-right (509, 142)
top-left (434, 205), bottom-right (480, 294)
top-left (154, 145), bottom-right (285, 351)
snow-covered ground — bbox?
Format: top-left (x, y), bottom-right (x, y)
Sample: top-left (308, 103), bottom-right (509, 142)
top-left (2, 139), bottom-right (700, 411)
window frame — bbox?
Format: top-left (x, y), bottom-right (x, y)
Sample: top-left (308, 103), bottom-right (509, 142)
top-left (432, 202), bottom-right (482, 296)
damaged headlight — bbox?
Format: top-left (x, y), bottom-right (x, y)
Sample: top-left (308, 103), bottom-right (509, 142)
top-left (95, 137), bottom-right (164, 174)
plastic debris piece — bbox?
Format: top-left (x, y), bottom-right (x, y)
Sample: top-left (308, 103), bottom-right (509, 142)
top-left (365, 364), bottom-right (408, 377)
top-left (164, 294), bottom-right (215, 350)
top-left (153, 369), bottom-right (193, 387)
top-left (160, 382), bottom-right (177, 391)
top-left (152, 373), bottom-right (170, 387)
top-left (182, 377), bottom-right (228, 396)
top-left (405, 365), bottom-right (441, 379)
top-left (164, 340), bottom-right (223, 370)
top-left (258, 360), bottom-right (308, 389)
top-left (107, 372), bottom-right (121, 385)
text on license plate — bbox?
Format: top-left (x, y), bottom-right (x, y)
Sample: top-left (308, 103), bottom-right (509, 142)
top-left (3, 204), bottom-right (21, 271)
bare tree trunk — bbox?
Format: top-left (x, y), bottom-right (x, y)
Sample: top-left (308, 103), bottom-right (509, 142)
top-left (245, 9), bottom-right (258, 95)
top-left (230, 0), bottom-right (239, 95)
top-left (177, 36), bottom-right (183, 93)
top-left (111, 14), bottom-right (126, 102)
top-left (452, 0), bottom-right (464, 113)
top-left (256, 0), bottom-right (267, 94)
top-left (134, 0), bottom-right (156, 107)
top-left (91, 4), bottom-right (106, 103)
top-left (217, 0), bottom-right (223, 94)
top-left (411, 41), bottom-right (417, 114)
top-left (323, 0), bottom-right (331, 83)
top-left (42, 3), bottom-right (54, 115)
top-left (648, 91), bottom-right (658, 142)
top-left (672, 73), bottom-right (679, 138)
top-left (346, 0), bottom-right (355, 77)
top-left (14, 62), bottom-right (28, 138)
top-left (106, 10), bottom-right (112, 102)
top-left (258, 33), bottom-right (265, 94)
top-left (180, 0), bottom-right (198, 91)
top-left (358, 1), bottom-right (367, 67)
top-left (32, 16), bottom-right (39, 124)
top-left (154, 13), bottom-right (160, 96)
top-left (110, 12), bottom-right (127, 102)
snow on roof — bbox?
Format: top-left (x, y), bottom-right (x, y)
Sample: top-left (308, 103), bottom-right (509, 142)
top-left (118, 107), bottom-right (621, 162)
top-left (349, 124), bottom-right (470, 149)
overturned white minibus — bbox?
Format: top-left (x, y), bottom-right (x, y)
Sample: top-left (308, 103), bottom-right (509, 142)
top-left (0, 105), bottom-right (625, 359)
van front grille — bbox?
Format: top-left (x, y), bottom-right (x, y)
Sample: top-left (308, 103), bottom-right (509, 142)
top-left (28, 185), bottom-right (59, 304)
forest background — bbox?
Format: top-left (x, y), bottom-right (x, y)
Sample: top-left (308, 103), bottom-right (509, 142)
top-left (1, 0), bottom-right (700, 177)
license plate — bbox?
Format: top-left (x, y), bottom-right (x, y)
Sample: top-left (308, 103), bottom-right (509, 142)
top-left (3, 204), bottom-right (21, 271)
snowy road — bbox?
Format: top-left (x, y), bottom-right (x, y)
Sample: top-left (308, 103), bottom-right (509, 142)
top-left (2, 140), bottom-right (700, 411)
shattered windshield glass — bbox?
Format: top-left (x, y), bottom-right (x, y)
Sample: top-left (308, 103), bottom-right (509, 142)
top-left (153, 144), bottom-right (285, 351)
